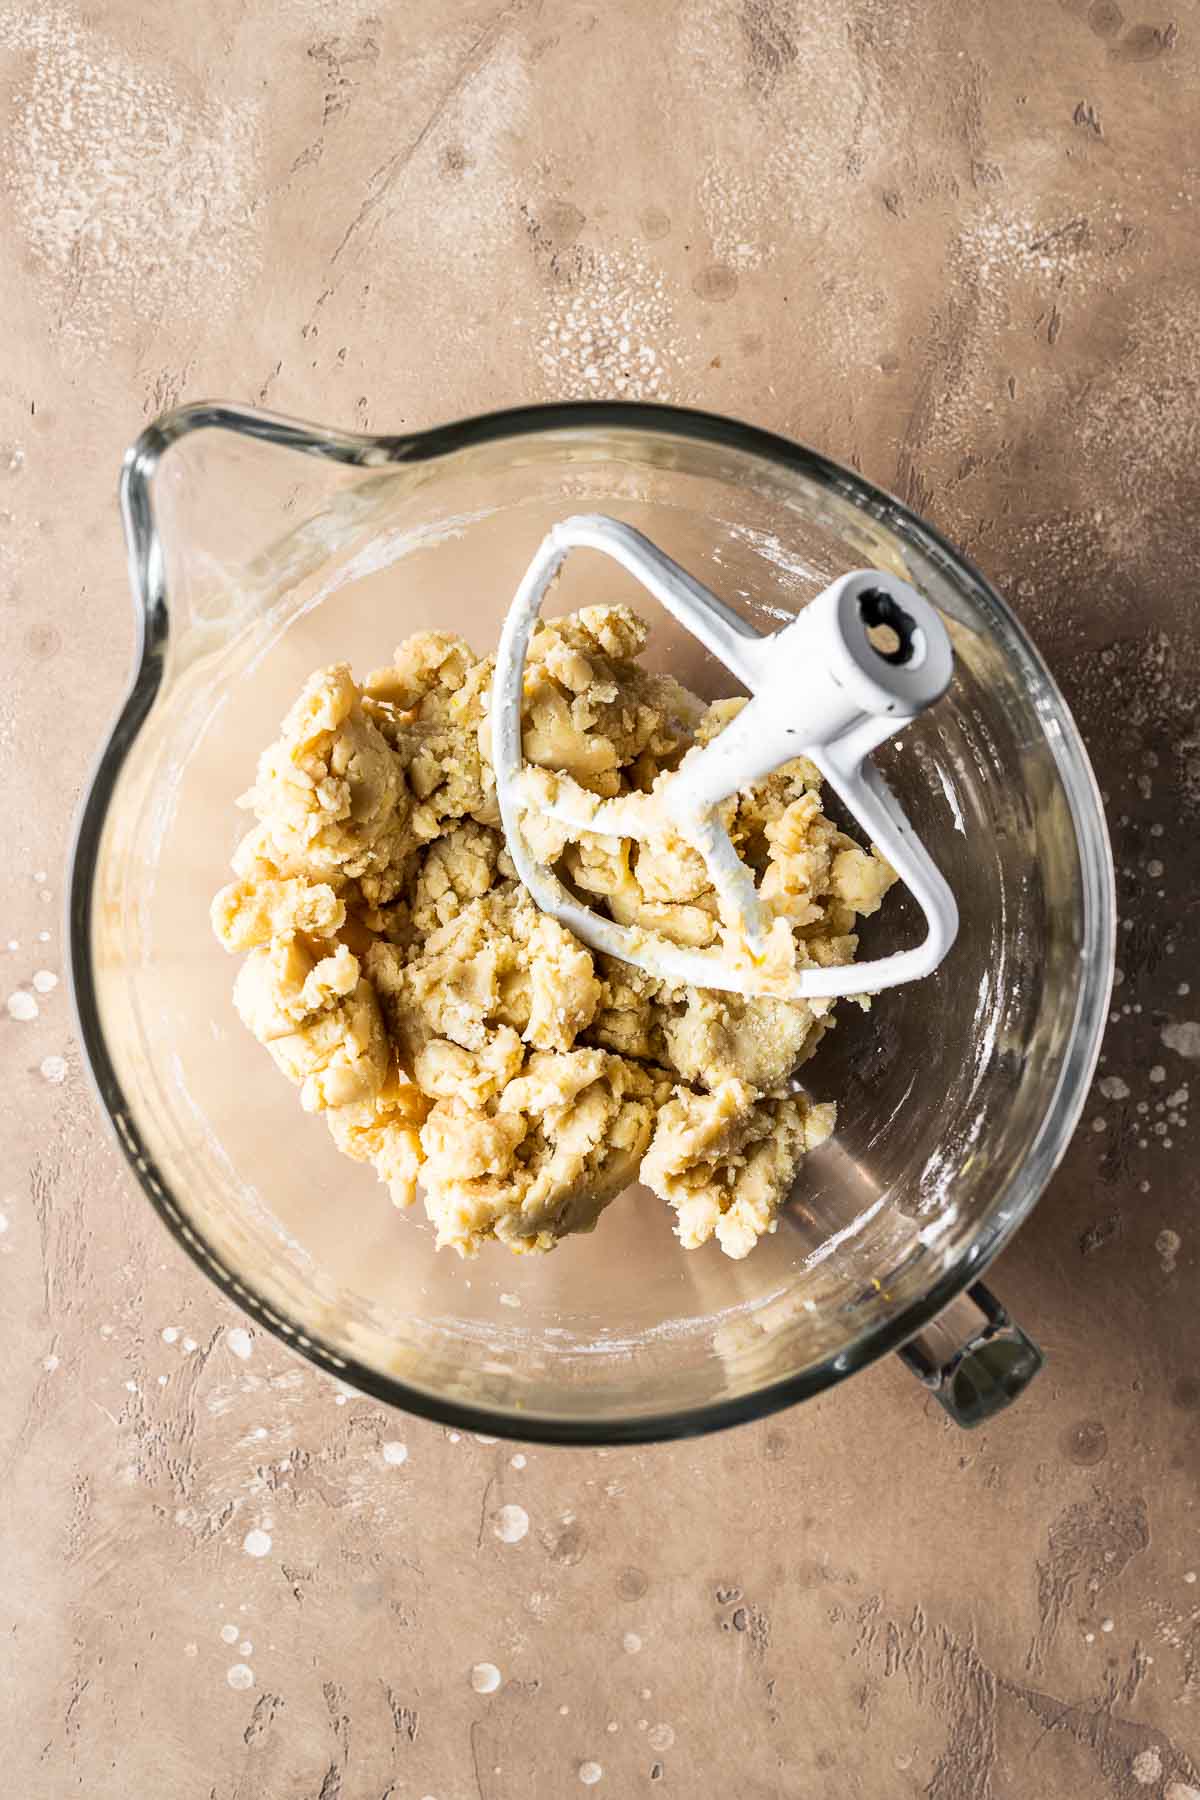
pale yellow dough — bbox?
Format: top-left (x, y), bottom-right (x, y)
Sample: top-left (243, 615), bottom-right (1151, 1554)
top-left (211, 605), bottom-right (896, 1258)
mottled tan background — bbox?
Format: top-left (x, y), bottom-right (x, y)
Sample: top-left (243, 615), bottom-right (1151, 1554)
top-left (3, 2), bottom-right (1200, 1795)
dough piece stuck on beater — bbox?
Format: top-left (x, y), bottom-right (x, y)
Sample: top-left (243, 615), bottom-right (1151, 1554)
top-left (213, 605), bottom-right (895, 1258)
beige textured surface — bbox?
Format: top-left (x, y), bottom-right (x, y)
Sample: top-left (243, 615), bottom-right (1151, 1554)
top-left (3, 2), bottom-right (1200, 1794)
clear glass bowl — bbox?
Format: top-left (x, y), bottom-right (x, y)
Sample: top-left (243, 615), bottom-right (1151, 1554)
top-left (69, 403), bottom-right (1114, 1442)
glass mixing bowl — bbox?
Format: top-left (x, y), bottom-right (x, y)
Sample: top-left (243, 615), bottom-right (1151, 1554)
top-left (69, 403), bottom-right (1114, 1443)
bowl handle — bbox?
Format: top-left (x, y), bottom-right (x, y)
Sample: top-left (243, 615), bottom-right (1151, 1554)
top-left (897, 1282), bottom-right (1043, 1427)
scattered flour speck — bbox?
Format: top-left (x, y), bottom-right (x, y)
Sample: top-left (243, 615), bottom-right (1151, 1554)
top-left (242, 1528), bottom-right (272, 1558)
top-left (493, 1504), bottom-right (529, 1544)
top-left (1098, 1075), bottom-right (1130, 1101)
top-left (1162, 1021), bottom-right (1200, 1060)
top-left (1132, 1747), bottom-right (1163, 1785)
top-left (220, 1623), bottom-right (239, 1644)
top-left (510, 1453), bottom-right (527, 1470)
top-left (226, 1327), bottom-right (253, 1361)
top-left (39, 1054), bottom-right (67, 1085)
top-left (648, 1724), bottom-right (676, 1752)
top-left (226, 1663), bottom-right (254, 1691)
top-left (623, 1632), bottom-right (642, 1653)
top-left (1156, 1229), bottom-right (1181, 1273)
top-left (6, 990), bottom-right (37, 1021)
top-left (471, 1662), bottom-right (502, 1694)
top-left (381, 1441), bottom-right (408, 1467)
top-left (31, 969), bottom-right (57, 993)
top-left (578, 1763), bottom-right (603, 1786)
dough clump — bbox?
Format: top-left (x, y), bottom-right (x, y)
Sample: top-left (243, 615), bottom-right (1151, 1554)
top-left (212, 606), bottom-right (895, 1258)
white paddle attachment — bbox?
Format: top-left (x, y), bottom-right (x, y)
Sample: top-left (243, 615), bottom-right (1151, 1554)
top-left (492, 515), bottom-right (957, 999)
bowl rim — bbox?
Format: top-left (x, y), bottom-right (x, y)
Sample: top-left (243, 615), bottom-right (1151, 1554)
top-left (68, 398), bottom-right (1116, 1445)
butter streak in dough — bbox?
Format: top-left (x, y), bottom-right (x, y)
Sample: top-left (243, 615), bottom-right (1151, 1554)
top-left (211, 605), bottom-right (896, 1258)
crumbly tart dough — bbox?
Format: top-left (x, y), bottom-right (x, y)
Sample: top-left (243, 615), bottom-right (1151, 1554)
top-left (212, 606), bottom-right (895, 1258)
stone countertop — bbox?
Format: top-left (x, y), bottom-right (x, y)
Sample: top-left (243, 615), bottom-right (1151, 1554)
top-left (3, 3), bottom-right (1199, 1794)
